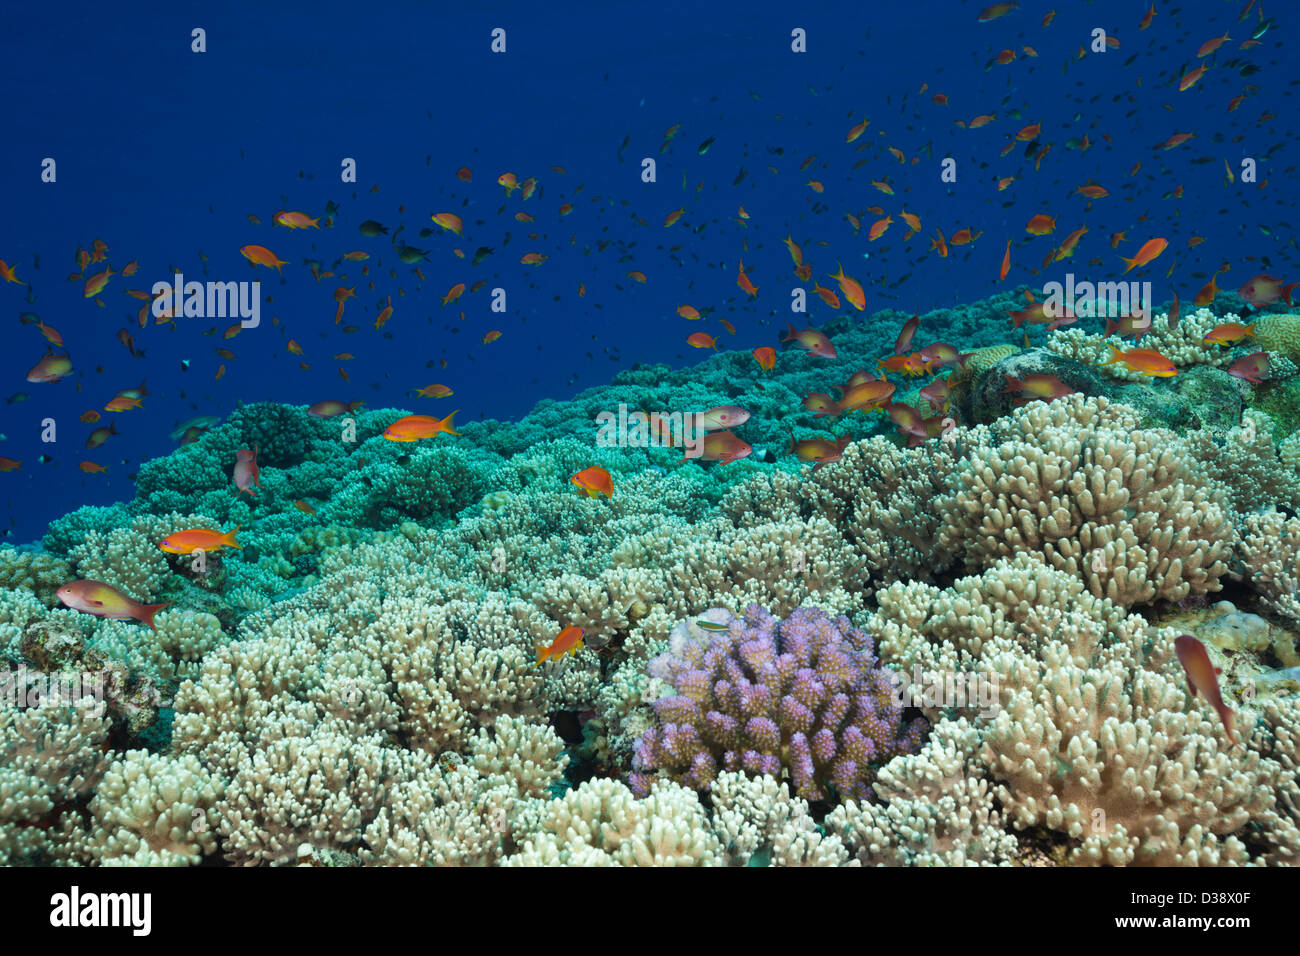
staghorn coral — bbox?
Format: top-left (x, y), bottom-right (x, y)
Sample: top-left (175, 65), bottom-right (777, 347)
top-left (0, 695), bottom-right (111, 865)
top-left (827, 718), bottom-right (1020, 866)
top-left (1047, 307), bottom-right (1232, 382)
top-left (67, 527), bottom-right (171, 603)
top-left (1238, 509), bottom-right (1300, 624)
top-left (630, 605), bottom-right (927, 802)
top-left (503, 777), bottom-right (722, 866)
top-left (0, 548), bottom-right (72, 606)
top-left (936, 394), bottom-right (1234, 607)
top-left (81, 751), bottom-right (222, 866)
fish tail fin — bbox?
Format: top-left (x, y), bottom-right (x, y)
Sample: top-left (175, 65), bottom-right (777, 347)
top-left (1245, 322), bottom-right (1257, 337)
top-left (1010, 313), bottom-right (1025, 330)
top-left (222, 526), bottom-right (243, 549)
top-left (1119, 255), bottom-right (1136, 274)
top-left (1103, 345), bottom-right (1123, 365)
top-left (138, 602), bottom-right (170, 631)
top-left (1104, 317), bottom-right (1119, 338)
top-left (781, 322), bottom-right (797, 342)
top-left (1223, 709), bottom-right (1237, 747)
top-left (1281, 282), bottom-right (1299, 306)
top-left (440, 410), bottom-right (459, 434)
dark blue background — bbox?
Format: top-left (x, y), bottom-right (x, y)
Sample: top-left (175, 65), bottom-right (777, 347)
top-left (2, 0), bottom-right (1292, 542)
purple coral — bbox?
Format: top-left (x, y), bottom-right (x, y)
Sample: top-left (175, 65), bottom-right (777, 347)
top-left (630, 605), bottom-right (928, 802)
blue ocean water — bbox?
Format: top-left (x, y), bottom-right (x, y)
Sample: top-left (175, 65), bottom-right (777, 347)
top-left (1, 0), bottom-right (1289, 543)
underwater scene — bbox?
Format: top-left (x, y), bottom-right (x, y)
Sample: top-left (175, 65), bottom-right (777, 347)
top-left (2, 0), bottom-right (1299, 871)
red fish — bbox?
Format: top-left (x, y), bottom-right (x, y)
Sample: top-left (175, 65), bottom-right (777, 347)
top-left (1226, 351), bottom-right (1269, 384)
top-left (781, 323), bottom-right (837, 358)
top-left (753, 346), bottom-right (776, 371)
top-left (233, 446), bottom-right (261, 497)
top-left (1238, 275), bottom-right (1298, 307)
top-left (1002, 374), bottom-right (1076, 405)
top-left (690, 430), bottom-right (752, 465)
top-left (893, 315), bottom-right (920, 356)
top-left (1174, 635), bottom-right (1236, 746)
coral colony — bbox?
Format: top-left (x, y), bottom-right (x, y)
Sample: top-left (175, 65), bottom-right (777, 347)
top-left (4, 3), bottom-right (1300, 870)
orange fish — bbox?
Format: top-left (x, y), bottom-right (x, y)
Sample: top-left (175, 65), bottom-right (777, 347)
top-left (292, 500), bottom-right (316, 515)
top-left (677, 305), bottom-right (701, 320)
top-left (1179, 64), bottom-right (1208, 92)
top-left (26, 353), bottom-right (72, 383)
top-left (1025, 214), bottom-right (1056, 236)
top-left (158, 527), bottom-right (242, 554)
top-left (57, 580), bottom-right (168, 630)
top-left (737, 260), bottom-right (759, 298)
top-left (0, 457), bottom-right (20, 472)
top-left (1174, 635), bottom-right (1236, 746)
top-left (80, 410), bottom-right (100, 423)
top-left (1193, 274), bottom-right (1219, 307)
top-left (950, 228), bottom-right (982, 246)
top-left (82, 266), bottom-right (115, 298)
top-left (1002, 374), bottom-right (1076, 405)
top-left (307, 399), bottom-right (364, 418)
top-left (782, 323), bottom-right (837, 358)
top-left (690, 430), bottom-right (752, 465)
top-left (287, 339), bottom-right (303, 356)
top-left (383, 411), bottom-right (459, 442)
top-left (846, 118), bottom-right (870, 143)
top-left (1120, 237), bottom-right (1167, 273)
top-left (626, 271), bottom-right (647, 283)
top-left (442, 283), bottom-right (466, 306)
top-left (1203, 322), bottom-right (1255, 345)
top-left (570, 466), bottom-right (614, 499)
top-left (431, 212), bottom-right (463, 235)
top-left (1103, 345), bottom-right (1177, 377)
top-left (416, 384), bottom-right (454, 398)
top-left (811, 283), bottom-right (840, 309)
top-left (520, 253), bottom-right (547, 265)
top-left (79, 461), bottom-right (107, 474)
top-left (375, 295), bottom-right (394, 330)
top-left (273, 210), bottom-right (320, 229)
top-left (687, 332), bottom-right (718, 351)
top-left (828, 264), bottom-right (865, 311)
top-left (787, 432), bottom-right (852, 472)
top-left (0, 260), bottom-right (22, 284)
top-left (930, 229), bottom-right (949, 257)
top-left (240, 245), bottom-right (287, 271)
top-left (531, 626), bottom-right (585, 668)
top-left (753, 346), bottom-right (776, 371)
top-left (104, 395), bottom-right (143, 412)
top-left (664, 207), bottom-right (685, 228)
top-left (1000, 240), bottom-right (1012, 280)
top-left (482, 330), bottom-right (502, 345)
top-left (977, 1), bottom-right (1018, 21)
top-left (1015, 121), bottom-right (1041, 141)
top-left (868, 216), bottom-right (893, 241)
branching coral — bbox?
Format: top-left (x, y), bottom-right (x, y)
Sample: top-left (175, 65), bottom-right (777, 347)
top-left (630, 605), bottom-right (927, 801)
top-left (936, 394), bottom-right (1234, 607)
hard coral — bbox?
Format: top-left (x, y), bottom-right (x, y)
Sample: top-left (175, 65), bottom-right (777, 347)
top-left (630, 605), bottom-right (927, 802)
